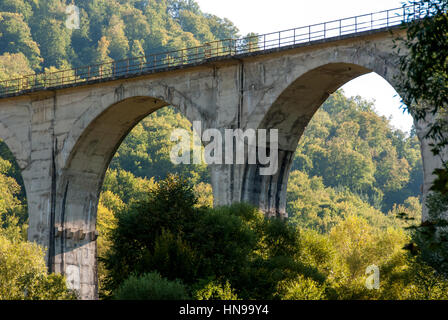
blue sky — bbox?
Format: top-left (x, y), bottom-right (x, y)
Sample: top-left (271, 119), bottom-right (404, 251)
top-left (195, 0), bottom-right (413, 133)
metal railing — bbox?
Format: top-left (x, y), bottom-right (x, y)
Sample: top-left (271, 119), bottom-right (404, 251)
top-left (0, 4), bottom-right (432, 98)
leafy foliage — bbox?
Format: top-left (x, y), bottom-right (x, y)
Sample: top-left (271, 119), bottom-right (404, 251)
top-left (192, 280), bottom-right (239, 300)
top-left (113, 272), bottom-right (189, 300)
top-left (102, 176), bottom-right (319, 300)
top-left (0, 0), bottom-right (240, 74)
top-left (0, 212), bottom-right (74, 300)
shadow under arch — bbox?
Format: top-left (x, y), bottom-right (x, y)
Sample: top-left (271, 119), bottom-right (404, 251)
top-left (53, 95), bottom-right (204, 299)
top-left (245, 62), bottom-right (417, 218)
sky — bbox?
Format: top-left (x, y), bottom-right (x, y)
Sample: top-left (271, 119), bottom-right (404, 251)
top-left (195, 0), bottom-right (414, 133)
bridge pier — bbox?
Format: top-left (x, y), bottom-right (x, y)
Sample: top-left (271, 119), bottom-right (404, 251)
top-left (52, 170), bottom-right (101, 300)
top-left (210, 149), bottom-right (294, 218)
top-left (414, 111), bottom-right (448, 221)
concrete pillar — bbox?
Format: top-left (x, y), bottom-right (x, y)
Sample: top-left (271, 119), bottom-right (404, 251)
top-left (210, 149), bottom-right (293, 218)
top-left (52, 171), bottom-right (101, 300)
top-left (414, 111), bottom-right (448, 221)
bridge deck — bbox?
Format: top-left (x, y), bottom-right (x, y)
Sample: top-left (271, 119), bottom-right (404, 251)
top-left (0, 4), bottom-right (426, 99)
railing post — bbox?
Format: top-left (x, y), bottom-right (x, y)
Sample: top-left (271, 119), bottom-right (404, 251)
top-left (323, 22), bottom-right (326, 38)
top-left (264, 34), bottom-right (266, 50)
top-left (355, 17), bottom-right (358, 33)
top-left (309, 25), bottom-right (311, 42)
top-left (279, 31), bottom-right (281, 48)
top-left (293, 28), bottom-right (296, 45)
top-left (371, 13), bottom-right (373, 29)
top-left (387, 9), bottom-right (389, 26)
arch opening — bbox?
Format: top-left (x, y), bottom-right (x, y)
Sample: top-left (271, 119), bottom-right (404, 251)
top-left (258, 62), bottom-right (423, 232)
top-left (57, 95), bottom-right (212, 299)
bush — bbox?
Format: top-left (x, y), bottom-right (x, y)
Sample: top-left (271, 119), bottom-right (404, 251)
top-left (276, 275), bottom-right (327, 300)
top-left (0, 233), bottom-right (74, 300)
top-left (144, 229), bottom-right (199, 283)
top-left (113, 272), bottom-right (190, 300)
top-left (193, 279), bottom-right (239, 300)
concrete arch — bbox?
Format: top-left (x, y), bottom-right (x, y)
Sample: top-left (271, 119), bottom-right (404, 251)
top-left (245, 37), bottom-right (404, 134)
top-left (238, 44), bottom-right (407, 218)
top-left (59, 82), bottom-right (206, 171)
top-left (53, 90), bottom-right (207, 299)
top-left (259, 62), bottom-right (400, 149)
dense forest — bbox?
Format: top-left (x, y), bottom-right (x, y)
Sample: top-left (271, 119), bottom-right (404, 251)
top-left (0, 0), bottom-right (447, 300)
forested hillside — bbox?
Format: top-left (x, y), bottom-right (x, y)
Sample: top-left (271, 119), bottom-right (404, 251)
top-left (1, 0), bottom-right (445, 300)
top-left (0, 0), bottom-right (239, 80)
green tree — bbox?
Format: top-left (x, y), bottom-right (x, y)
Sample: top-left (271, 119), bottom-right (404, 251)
top-left (0, 0), bottom-right (33, 21)
top-left (0, 52), bottom-right (34, 81)
top-left (0, 212), bottom-right (74, 300)
top-left (32, 18), bottom-right (72, 69)
top-left (106, 15), bottom-right (130, 60)
top-left (396, 0), bottom-right (448, 276)
top-left (0, 12), bottom-right (41, 70)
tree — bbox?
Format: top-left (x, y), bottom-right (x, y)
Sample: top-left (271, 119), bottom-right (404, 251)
top-left (398, 1), bottom-right (448, 150)
top-left (102, 174), bottom-right (199, 291)
top-left (106, 15), bottom-right (130, 61)
top-left (32, 18), bottom-right (72, 69)
top-left (0, 0), bottom-right (33, 21)
top-left (397, 0), bottom-right (448, 276)
top-left (103, 175), bottom-right (317, 300)
top-left (397, 1), bottom-right (448, 187)
top-left (0, 212), bottom-right (74, 300)
top-left (92, 36), bottom-right (113, 77)
top-left (0, 52), bottom-right (34, 81)
top-left (130, 40), bottom-right (146, 70)
top-left (0, 12), bottom-right (42, 70)
top-left (0, 234), bottom-right (74, 299)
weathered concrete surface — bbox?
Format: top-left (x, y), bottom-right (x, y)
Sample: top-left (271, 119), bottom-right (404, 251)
top-left (0, 28), bottom-right (439, 299)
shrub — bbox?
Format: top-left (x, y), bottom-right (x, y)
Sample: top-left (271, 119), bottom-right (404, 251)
top-left (276, 275), bottom-right (327, 300)
top-left (113, 272), bottom-right (189, 300)
top-left (0, 233), bottom-right (74, 300)
top-left (193, 279), bottom-right (238, 300)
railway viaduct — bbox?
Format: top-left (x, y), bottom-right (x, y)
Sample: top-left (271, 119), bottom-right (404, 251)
top-left (0, 6), bottom-right (442, 299)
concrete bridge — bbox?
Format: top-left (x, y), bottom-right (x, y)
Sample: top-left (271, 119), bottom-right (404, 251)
top-left (0, 6), bottom-right (441, 299)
